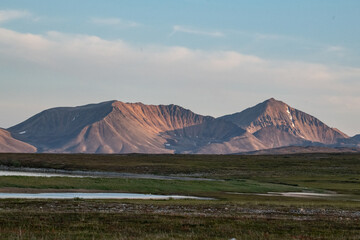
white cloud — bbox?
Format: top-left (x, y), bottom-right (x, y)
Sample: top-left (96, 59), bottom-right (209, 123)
top-left (0, 27), bottom-right (359, 135)
top-left (0, 10), bottom-right (31, 23)
top-left (171, 25), bottom-right (224, 37)
top-left (0, 27), bottom-right (357, 92)
top-left (91, 17), bottom-right (140, 28)
top-left (325, 45), bottom-right (345, 53)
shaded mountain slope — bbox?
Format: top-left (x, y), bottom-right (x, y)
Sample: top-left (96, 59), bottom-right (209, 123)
top-left (337, 134), bottom-right (360, 148)
top-left (195, 132), bottom-right (267, 154)
top-left (8, 101), bottom-right (115, 151)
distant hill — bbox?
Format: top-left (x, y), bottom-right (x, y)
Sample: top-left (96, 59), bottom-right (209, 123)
top-left (336, 134), bottom-right (360, 148)
top-left (1, 98), bottom-right (356, 154)
top-left (239, 146), bottom-right (360, 155)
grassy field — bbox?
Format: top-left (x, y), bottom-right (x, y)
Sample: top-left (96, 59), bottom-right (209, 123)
top-left (0, 210), bottom-right (358, 239)
top-left (0, 153), bottom-right (359, 239)
top-left (0, 176), bottom-right (305, 197)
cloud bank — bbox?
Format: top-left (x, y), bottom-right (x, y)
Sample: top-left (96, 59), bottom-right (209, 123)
top-left (0, 27), bottom-right (359, 135)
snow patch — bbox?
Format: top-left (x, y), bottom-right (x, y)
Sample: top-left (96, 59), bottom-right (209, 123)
top-left (19, 131), bottom-right (26, 135)
top-left (286, 107), bottom-right (295, 128)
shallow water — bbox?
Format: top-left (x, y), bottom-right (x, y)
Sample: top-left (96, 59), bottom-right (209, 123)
top-left (0, 170), bottom-right (85, 178)
top-left (0, 167), bottom-right (215, 181)
top-left (228, 191), bottom-right (341, 198)
top-left (0, 192), bottom-right (213, 200)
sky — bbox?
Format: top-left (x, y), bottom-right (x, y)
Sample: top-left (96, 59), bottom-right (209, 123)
top-left (0, 0), bottom-right (359, 136)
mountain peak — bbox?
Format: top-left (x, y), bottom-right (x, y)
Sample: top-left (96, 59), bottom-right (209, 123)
top-left (263, 98), bottom-right (287, 110)
top-left (266, 97), bottom-right (276, 102)
top-left (220, 98), bottom-right (348, 145)
top-left (220, 98), bottom-right (291, 133)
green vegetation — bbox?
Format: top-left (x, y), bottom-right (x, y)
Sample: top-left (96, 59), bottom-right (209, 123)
top-left (0, 153), bottom-right (359, 239)
top-left (0, 177), bottom-right (304, 197)
top-left (1, 153), bottom-right (360, 195)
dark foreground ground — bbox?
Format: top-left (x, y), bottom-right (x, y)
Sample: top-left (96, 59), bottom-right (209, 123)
top-left (1, 198), bottom-right (359, 240)
top-left (0, 153), bottom-right (359, 239)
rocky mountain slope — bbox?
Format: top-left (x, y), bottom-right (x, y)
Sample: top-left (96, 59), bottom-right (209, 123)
top-left (220, 98), bottom-right (348, 148)
top-left (0, 129), bottom-right (36, 153)
top-left (1, 98), bottom-right (354, 154)
top-left (7, 101), bottom-right (245, 153)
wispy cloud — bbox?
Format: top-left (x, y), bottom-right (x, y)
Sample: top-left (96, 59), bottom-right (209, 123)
top-left (325, 45), bottom-right (346, 53)
top-left (0, 10), bottom-right (31, 23)
top-left (91, 17), bottom-right (140, 28)
top-left (253, 33), bottom-right (348, 55)
top-left (253, 32), bottom-right (299, 42)
top-left (230, 30), bottom-right (349, 60)
top-left (171, 25), bottom-right (224, 38)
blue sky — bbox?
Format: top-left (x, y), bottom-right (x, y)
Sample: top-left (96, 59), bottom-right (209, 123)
top-left (0, 0), bottom-right (359, 135)
top-left (1, 0), bottom-right (359, 64)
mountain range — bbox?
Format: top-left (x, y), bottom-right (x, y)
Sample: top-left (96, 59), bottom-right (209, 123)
top-left (1, 98), bottom-right (359, 154)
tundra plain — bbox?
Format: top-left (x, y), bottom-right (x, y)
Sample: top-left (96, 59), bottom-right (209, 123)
top-left (0, 153), bottom-right (359, 239)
